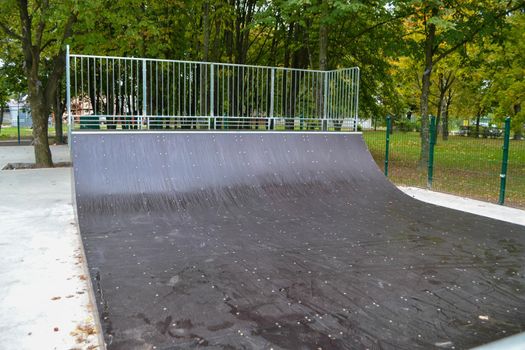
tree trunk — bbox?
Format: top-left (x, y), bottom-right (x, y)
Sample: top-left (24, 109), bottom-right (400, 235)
top-left (55, 81), bottom-right (64, 144)
top-left (420, 67), bottom-right (432, 167)
top-left (435, 96), bottom-right (442, 142)
top-left (435, 76), bottom-right (444, 141)
top-left (202, 1), bottom-right (210, 61)
top-left (419, 9), bottom-right (437, 168)
top-left (318, 2), bottom-right (328, 71)
top-left (0, 105), bottom-right (4, 132)
top-left (25, 50), bottom-right (53, 166)
top-left (318, 0), bottom-right (328, 129)
top-left (29, 94), bottom-right (53, 167)
top-left (442, 89), bottom-right (452, 141)
top-left (513, 103), bottom-right (522, 140)
top-left (475, 113), bottom-right (481, 138)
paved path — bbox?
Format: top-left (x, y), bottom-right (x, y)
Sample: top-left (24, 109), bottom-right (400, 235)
top-left (0, 144), bottom-right (70, 168)
top-left (400, 186), bottom-right (525, 226)
top-left (0, 146), bottom-right (100, 350)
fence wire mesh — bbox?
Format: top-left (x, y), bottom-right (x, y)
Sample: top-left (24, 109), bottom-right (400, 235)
top-left (363, 129), bottom-right (525, 209)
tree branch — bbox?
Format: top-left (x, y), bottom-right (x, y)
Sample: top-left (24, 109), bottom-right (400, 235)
top-left (0, 22), bottom-right (23, 41)
top-left (40, 38), bottom-right (57, 52)
top-left (350, 10), bottom-right (417, 41)
top-left (44, 11), bottom-right (77, 105)
top-left (19, 0), bottom-right (32, 46)
top-left (434, 2), bottom-right (525, 64)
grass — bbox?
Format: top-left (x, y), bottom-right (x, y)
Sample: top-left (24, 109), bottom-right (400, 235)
top-left (0, 126), bottom-right (34, 140)
top-left (363, 130), bottom-right (525, 209)
top-left (0, 126), bottom-right (66, 141)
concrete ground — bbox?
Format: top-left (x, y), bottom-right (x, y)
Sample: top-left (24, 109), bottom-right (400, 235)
top-left (400, 186), bottom-right (525, 226)
top-left (0, 144), bottom-right (70, 167)
top-left (0, 145), bottom-right (523, 350)
top-left (0, 146), bottom-right (100, 350)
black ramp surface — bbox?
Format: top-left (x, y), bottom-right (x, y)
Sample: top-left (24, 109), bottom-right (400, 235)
top-left (72, 132), bottom-right (525, 350)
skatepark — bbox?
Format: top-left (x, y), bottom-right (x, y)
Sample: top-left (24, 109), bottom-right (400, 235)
top-left (1, 53), bottom-right (524, 350)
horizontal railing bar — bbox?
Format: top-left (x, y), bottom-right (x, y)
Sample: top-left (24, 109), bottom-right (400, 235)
top-left (72, 130), bottom-right (363, 134)
top-left (69, 53), bottom-right (358, 73)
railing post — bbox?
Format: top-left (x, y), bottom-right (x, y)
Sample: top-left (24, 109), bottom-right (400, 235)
top-left (66, 45), bottom-right (71, 147)
top-left (142, 59), bottom-right (147, 129)
top-left (355, 67), bottom-right (360, 132)
top-left (384, 116), bottom-right (391, 177)
top-left (323, 72), bottom-right (328, 131)
top-left (499, 117), bottom-right (511, 205)
top-left (427, 115), bottom-right (436, 189)
top-left (210, 63), bottom-right (215, 129)
top-left (269, 68), bottom-right (275, 130)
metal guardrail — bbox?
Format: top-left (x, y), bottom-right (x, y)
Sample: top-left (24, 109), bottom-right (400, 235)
top-left (66, 46), bottom-right (359, 134)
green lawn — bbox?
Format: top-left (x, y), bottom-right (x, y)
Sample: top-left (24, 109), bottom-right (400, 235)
top-left (363, 130), bottom-right (525, 209)
top-left (0, 126), bottom-right (34, 140)
top-left (0, 126), bottom-right (66, 141)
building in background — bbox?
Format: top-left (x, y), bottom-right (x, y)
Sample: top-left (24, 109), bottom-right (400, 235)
top-left (7, 95), bottom-right (32, 127)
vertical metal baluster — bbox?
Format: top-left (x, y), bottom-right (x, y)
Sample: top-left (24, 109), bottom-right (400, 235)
top-left (81, 57), bottom-right (84, 119)
top-left (73, 55), bottom-right (77, 129)
top-left (235, 67), bottom-right (241, 118)
top-left (124, 59), bottom-right (127, 117)
top-left (161, 61), bottom-right (164, 124)
top-left (194, 64), bottom-right (197, 123)
top-left (350, 69), bottom-right (354, 126)
top-left (142, 59), bottom-right (147, 129)
top-left (173, 62), bottom-right (176, 120)
top-left (346, 69), bottom-right (350, 128)
top-left (149, 61), bottom-right (152, 118)
top-left (131, 60), bottom-right (135, 121)
top-left (106, 58), bottom-right (109, 119)
top-left (117, 59), bottom-right (121, 123)
top-left (112, 58), bottom-right (115, 128)
top-left (167, 61), bottom-right (170, 118)
top-left (66, 46), bottom-right (71, 135)
top-left (183, 63), bottom-right (186, 119)
top-left (99, 58), bottom-right (102, 124)
top-left (156, 61), bottom-right (158, 121)
top-left (355, 68), bottom-right (360, 130)
top-left (178, 62), bottom-right (181, 118)
top-left (210, 63), bottom-right (214, 129)
top-left (92, 58), bottom-right (96, 118)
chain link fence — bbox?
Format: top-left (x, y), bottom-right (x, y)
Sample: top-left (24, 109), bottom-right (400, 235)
top-left (363, 120), bottom-right (525, 209)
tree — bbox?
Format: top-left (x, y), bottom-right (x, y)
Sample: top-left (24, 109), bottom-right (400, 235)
top-left (401, 0), bottom-right (524, 167)
top-left (485, 11), bottom-right (525, 138)
top-left (432, 63), bottom-right (455, 140)
top-left (0, 0), bottom-right (78, 167)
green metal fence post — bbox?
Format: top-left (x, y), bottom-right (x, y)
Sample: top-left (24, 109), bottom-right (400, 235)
top-left (498, 117), bottom-right (511, 205)
top-left (384, 116), bottom-right (391, 176)
top-left (17, 95), bottom-right (21, 145)
top-left (427, 115), bottom-right (436, 189)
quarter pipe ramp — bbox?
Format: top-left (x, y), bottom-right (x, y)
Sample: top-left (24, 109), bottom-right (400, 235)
top-left (72, 131), bottom-right (525, 349)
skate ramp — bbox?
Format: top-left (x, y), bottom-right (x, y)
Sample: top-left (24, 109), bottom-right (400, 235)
top-left (72, 131), bottom-right (525, 349)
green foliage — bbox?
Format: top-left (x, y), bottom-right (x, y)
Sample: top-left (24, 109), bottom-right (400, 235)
top-left (0, 0), bottom-right (523, 145)
top-left (395, 118), bottom-right (417, 132)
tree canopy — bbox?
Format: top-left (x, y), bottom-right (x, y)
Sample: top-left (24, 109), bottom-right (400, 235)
top-left (0, 0), bottom-right (523, 166)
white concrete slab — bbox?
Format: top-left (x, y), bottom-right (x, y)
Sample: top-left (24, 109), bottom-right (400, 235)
top-left (399, 186), bottom-right (525, 227)
top-left (0, 145), bottom-right (70, 169)
top-left (0, 166), bottom-right (100, 350)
